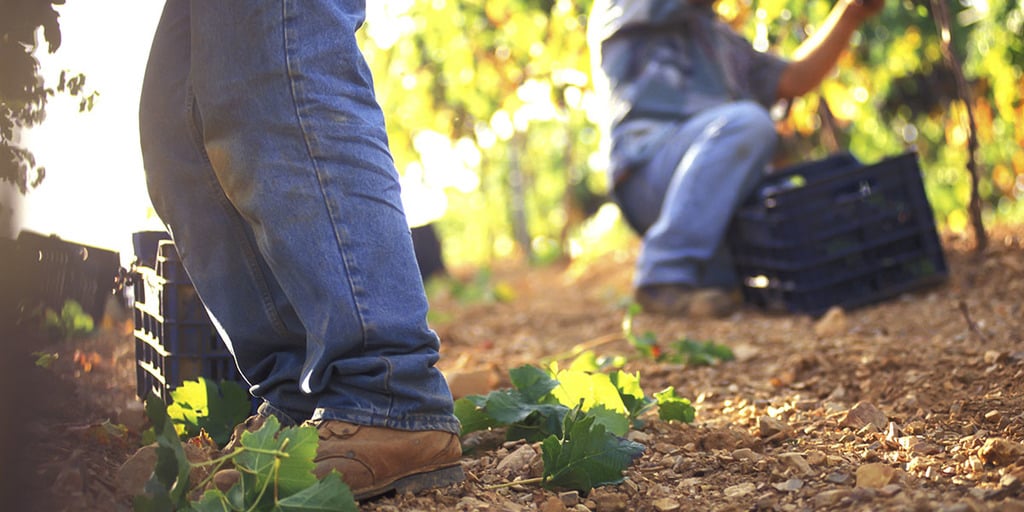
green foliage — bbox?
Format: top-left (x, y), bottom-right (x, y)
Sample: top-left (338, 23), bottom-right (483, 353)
top-left (360, 0), bottom-right (1023, 268)
top-left (666, 338), bottom-right (736, 367)
top-left (135, 395), bottom-right (357, 512)
top-left (456, 354), bottom-right (695, 496)
top-left (653, 387), bottom-right (696, 424)
top-left (166, 378), bottom-right (253, 448)
top-left (622, 303), bottom-right (661, 360)
top-left (32, 350), bottom-right (57, 368)
top-left (539, 405), bottom-right (645, 495)
top-left (456, 355), bottom-right (695, 441)
top-left (1, 0), bottom-right (98, 194)
top-left (622, 304), bottom-right (734, 366)
top-left (134, 395), bottom-right (194, 511)
top-left (44, 299), bottom-right (93, 341)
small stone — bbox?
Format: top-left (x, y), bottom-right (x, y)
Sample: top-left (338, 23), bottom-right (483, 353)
top-left (841, 402), bottom-right (888, 430)
top-left (627, 430), bottom-right (654, 443)
top-left (652, 498), bottom-right (681, 512)
top-left (459, 497), bottom-right (491, 510)
top-left (827, 472), bottom-right (851, 484)
top-left (779, 453), bottom-right (814, 475)
top-left (877, 483), bottom-right (903, 497)
top-left (984, 350), bottom-right (1006, 365)
top-left (590, 491), bottom-right (628, 512)
top-left (985, 410), bottom-right (1003, 423)
top-left (978, 438), bottom-right (1024, 466)
top-left (540, 496), bottom-right (567, 512)
top-left (758, 416), bottom-right (792, 439)
top-left (732, 448), bottom-right (762, 462)
top-left (898, 436), bottom-right (943, 455)
top-left (814, 489), bottom-right (852, 508)
top-left (937, 504), bottom-right (973, 512)
top-left (806, 450), bottom-right (827, 467)
top-left (558, 491), bottom-right (580, 508)
top-left (856, 463), bottom-right (898, 488)
top-left (724, 482), bottom-right (756, 497)
top-left (772, 478), bottom-right (804, 492)
top-left (814, 306), bottom-right (849, 337)
top-left (496, 444), bottom-right (539, 475)
top-left (794, 399), bottom-right (818, 411)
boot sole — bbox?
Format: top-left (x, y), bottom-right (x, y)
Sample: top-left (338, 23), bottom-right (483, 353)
top-left (354, 463), bottom-right (465, 501)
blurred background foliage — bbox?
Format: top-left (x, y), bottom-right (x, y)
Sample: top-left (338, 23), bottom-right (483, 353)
top-left (359, 0), bottom-right (1024, 268)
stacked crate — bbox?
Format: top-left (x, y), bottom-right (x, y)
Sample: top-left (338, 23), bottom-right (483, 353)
top-left (133, 239), bottom-right (243, 403)
top-left (728, 151), bottom-right (948, 316)
top-left (2, 231), bottom-right (119, 323)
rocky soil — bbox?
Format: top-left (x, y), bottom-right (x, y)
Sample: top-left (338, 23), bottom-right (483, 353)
top-left (11, 225), bottom-right (1024, 511)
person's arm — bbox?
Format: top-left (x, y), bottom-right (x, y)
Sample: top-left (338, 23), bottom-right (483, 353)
top-left (775, 0), bottom-right (884, 100)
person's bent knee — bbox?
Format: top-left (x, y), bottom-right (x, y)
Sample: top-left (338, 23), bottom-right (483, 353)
top-left (723, 101), bottom-right (777, 141)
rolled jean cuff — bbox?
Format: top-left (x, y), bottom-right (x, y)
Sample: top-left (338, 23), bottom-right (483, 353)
top-left (311, 407), bottom-right (462, 435)
top-left (257, 401), bottom-right (304, 427)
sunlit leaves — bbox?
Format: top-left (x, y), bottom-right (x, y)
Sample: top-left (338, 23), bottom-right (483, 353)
top-left (137, 396), bottom-right (357, 512)
top-left (361, 0), bottom-right (1024, 260)
top-left (539, 406), bottom-right (645, 495)
top-left (167, 378), bottom-right (252, 448)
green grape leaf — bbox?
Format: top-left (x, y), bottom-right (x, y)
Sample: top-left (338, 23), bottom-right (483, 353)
top-left (273, 424), bottom-right (320, 497)
top-left (610, 370), bottom-right (657, 428)
top-left (454, 396), bottom-right (501, 435)
top-left (275, 472), bottom-right (358, 512)
top-left (134, 394), bottom-right (192, 512)
top-left (540, 408), bottom-right (645, 495)
top-left (550, 368), bottom-right (627, 418)
top-left (654, 387), bottom-right (696, 424)
top-left (167, 378), bottom-right (252, 448)
top-left (509, 365), bottom-right (559, 402)
top-left (669, 338), bottom-right (735, 367)
top-left (188, 490), bottom-right (233, 512)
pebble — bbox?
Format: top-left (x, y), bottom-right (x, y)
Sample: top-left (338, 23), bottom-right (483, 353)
top-left (758, 416), bottom-right (792, 439)
top-left (841, 402), bottom-right (888, 430)
top-left (732, 448), bottom-right (762, 462)
top-left (772, 478), bottom-right (804, 492)
top-left (978, 438), bottom-right (1024, 466)
top-left (856, 463), bottom-right (898, 488)
top-left (814, 489), bottom-right (852, 508)
top-left (652, 498), bottom-right (681, 512)
top-left (723, 482), bottom-right (756, 497)
top-left (558, 491), bottom-right (580, 507)
top-left (814, 306), bottom-right (849, 337)
top-left (779, 453), bottom-right (813, 475)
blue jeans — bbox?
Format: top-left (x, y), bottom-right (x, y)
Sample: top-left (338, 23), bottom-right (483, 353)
top-left (139, 0), bottom-right (459, 434)
top-left (615, 101), bottom-right (778, 289)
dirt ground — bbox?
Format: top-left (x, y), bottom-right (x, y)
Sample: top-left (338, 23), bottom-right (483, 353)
top-left (9, 224), bottom-right (1024, 511)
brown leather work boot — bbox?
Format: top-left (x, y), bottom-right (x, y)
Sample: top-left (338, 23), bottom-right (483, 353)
top-left (312, 420), bottom-right (465, 501)
top-left (212, 420), bottom-right (464, 500)
top-left (635, 284), bottom-right (742, 318)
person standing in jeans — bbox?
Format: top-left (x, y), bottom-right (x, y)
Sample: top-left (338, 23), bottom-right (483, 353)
top-left (588, 0), bottom-right (884, 317)
top-left (139, 0), bottom-right (463, 500)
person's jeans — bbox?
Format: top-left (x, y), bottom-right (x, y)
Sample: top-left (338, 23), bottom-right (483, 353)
top-left (139, 0), bottom-right (459, 434)
top-left (615, 101), bottom-right (778, 290)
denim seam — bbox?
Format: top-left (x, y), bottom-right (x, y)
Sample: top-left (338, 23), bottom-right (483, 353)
top-left (280, 0), bottom-right (371, 353)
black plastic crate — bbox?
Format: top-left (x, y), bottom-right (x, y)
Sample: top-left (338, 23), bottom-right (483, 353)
top-left (1, 231), bottom-right (120, 323)
top-left (728, 151), bottom-right (947, 316)
top-left (132, 235), bottom-right (248, 403)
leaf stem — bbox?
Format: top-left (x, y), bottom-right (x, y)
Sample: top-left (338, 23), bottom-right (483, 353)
top-left (482, 477), bottom-right (544, 490)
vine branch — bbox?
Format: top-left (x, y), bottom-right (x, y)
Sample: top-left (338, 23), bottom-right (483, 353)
top-left (929, 0), bottom-right (987, 254)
